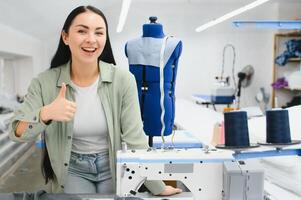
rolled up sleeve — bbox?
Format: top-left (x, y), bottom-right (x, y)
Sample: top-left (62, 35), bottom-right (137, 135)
top-left (120, 73), bottom-right (148, 149)
top-left (9, 78), bottom-right (49, 142)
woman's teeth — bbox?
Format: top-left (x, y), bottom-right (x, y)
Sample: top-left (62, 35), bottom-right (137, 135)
top-left (82, 47), bottom-right (96, 52)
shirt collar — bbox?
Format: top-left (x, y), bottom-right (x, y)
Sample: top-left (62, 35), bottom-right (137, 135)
top-left (57, 60), bottom-right (113, 87)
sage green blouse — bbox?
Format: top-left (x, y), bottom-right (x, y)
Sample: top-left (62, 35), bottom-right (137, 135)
top-left (9, 60), bottom-right (165, 194)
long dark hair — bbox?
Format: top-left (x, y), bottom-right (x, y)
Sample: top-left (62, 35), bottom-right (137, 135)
top-left (50, 5), bottom-right (116, 68)
top-left (41, 138), bottom-right (54, 184)
top-left (42, 5), bottom-right (116, 184)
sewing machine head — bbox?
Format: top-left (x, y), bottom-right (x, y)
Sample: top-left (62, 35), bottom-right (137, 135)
top-left (116, 147), bottom-right (263, 199)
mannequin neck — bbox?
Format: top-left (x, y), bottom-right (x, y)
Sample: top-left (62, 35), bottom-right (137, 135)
top-left (142, 23), bottom-right (164, 38)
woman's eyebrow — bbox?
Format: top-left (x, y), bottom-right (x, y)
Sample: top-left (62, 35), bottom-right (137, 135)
top-left (75, 24), bottom-right (89, 29)
top-left (75, 24), bottom-right (105, 30)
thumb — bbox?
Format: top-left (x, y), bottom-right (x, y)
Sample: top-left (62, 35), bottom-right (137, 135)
top-left (58, 82), bottom-right (67, 98)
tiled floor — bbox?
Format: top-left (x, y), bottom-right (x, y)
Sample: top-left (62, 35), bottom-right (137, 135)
top-left (0, 146), bottom-right (51, 193)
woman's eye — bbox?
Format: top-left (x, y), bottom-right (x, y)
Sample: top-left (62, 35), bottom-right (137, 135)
top-left (96, 32), bottom-right (104, 36)
top-left (78, 30), bottom-right (86, 34)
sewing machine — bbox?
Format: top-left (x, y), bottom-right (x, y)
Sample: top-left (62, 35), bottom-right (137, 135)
top-left (116, 146), bottom-right (264, 200)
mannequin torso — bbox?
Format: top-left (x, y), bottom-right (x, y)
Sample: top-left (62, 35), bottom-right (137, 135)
top-left (125, 17), bottom-right (182, 138)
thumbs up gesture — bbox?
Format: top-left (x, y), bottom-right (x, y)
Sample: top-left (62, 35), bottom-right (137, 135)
top-left (58, 82), bottom-right (67, 99)
top-left (40, 83), bottom-right (77, 122)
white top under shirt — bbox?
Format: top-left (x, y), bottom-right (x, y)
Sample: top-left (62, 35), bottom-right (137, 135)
top-left (71, 76), bottom-right (109, 154)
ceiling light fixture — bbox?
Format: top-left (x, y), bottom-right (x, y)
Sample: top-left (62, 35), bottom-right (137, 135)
top-left (195, 0), bottom-right (271, 32)
top-left (116, 0), bottom-right (132, 33)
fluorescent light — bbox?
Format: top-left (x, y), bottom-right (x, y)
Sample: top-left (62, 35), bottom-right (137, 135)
top-left (116, 0), bottom-right (132, 33)
top-left (195, 0), bottom-right (271, 32)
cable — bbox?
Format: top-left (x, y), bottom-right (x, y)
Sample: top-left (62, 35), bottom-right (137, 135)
top-left (171, 126), bottom-right (176, 148)
top-left (221, 44), bottom-right (237, 91)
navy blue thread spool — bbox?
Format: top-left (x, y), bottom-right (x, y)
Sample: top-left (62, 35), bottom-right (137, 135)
top-left (224, 111), bottom-right (250, 147)
top-left (266, 109), bottom-right (291, 144)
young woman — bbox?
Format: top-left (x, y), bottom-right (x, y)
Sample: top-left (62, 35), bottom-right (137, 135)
top-left (9, 5), bottom-right (181, 196)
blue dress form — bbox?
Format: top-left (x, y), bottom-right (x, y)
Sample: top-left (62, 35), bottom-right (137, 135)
top-left (125, 17), bottom-right (182, 141)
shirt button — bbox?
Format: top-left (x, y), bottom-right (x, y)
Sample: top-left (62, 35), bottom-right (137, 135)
top-left (28, 125), bottom-right (33, 129)
top-left (61, 185), bottom-right (64, 189)
top-left (64, 163), bottom-right (68, 166)
top-left (67, 136), bottom-right (71, 139)
top-left (33, 116), bottom-right (37, 121)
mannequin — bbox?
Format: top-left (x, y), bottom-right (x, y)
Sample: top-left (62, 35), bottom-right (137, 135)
top-left (125, 17), bottom-right (182, 146)
top-left (142, 17), bottom-right (164, 38)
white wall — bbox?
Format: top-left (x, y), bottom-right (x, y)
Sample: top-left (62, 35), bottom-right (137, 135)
top-left (0, 23), bottom-right (48, 96)
top-left (278, 2), bottom-right (301, 19)
top-left (0, 59), bottom-right (15, 95)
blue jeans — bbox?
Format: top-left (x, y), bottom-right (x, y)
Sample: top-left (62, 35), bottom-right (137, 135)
top-left (64, 151), bottom-right (114, 194)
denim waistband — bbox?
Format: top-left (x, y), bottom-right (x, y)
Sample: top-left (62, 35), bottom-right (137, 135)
top-left (71, 150), bottom-right (109, 159)
top-left (68, 150), bottom-right (111, 182)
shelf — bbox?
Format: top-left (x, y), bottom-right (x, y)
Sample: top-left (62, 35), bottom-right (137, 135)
top-left (288, 57), bottom-right (301, 62)
top-left (233, 20), bottom-right (301, 29)
top-left (276, 31), bottom-right (301, 37)
top-left (277, 87), bottom-right (301, 91)
top-left (272, 31), bottom-right (301, 108)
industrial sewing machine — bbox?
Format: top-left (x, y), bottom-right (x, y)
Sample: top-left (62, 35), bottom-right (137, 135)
top-left (116, 145), bottom-right (265, 200)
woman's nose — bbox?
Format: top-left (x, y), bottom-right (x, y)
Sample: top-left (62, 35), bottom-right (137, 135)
top-left (85, 32), bottom-right (96, 43)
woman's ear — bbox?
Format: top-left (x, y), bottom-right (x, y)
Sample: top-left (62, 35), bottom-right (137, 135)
top-left (62, 31), bottom-right (69, 45)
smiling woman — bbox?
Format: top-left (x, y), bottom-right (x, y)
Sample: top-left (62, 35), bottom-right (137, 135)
top-left (61, 11), bottom-right (107, 74)
top-left (8, 5), bottom-right (182, 196)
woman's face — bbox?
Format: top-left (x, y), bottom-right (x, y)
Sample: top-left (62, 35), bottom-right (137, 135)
top-left (62, 11), bottom-right (106, 65)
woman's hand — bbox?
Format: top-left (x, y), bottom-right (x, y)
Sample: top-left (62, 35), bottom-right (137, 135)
top-left (40, 83), bottom-right (77, 122)
top-left (158, 185), bottom-right (182, 196)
